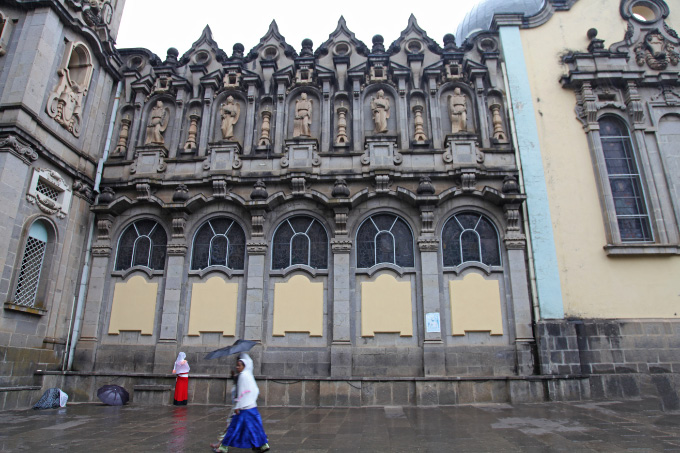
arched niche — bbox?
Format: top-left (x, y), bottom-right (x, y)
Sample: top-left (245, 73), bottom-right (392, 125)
top-left (140, 95), bottom-right (176, 148)
top-left (362, 85), bottom-right (398, 137)
top-left (408, 92), bottom-right (429, 143)
top-left (110, 105), bottom-right (136, 158)
top-left (439, 84), bottom-right (476, 135)
top-left (332, 93), bottom-right (352, 147)
top-left (212, 92), bottom-right (247, 144)
top-left (253, 98), bottom-right (274, 151)
top-left (486, 89), bottom-right (509, 143)
top-left (286, 88), bottom-right (321, 140)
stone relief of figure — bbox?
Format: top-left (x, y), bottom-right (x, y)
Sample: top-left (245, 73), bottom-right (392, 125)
top-left (293, 93), bottom-right (313, 137)
top-left (144, 100), bottom-right (170, 145)
top-left (220, 96), bottom-right (241, 140)
top-left (448, 87), bottom-right (467, 134)
top-left (46, 69), bottom-right (87, 137)
top-left (370, 89), bottom-right (390, 133)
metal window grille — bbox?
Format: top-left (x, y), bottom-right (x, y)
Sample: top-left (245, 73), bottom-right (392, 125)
top-left (14, 236), bottom-right (47, 307)
top-left (36, 180), bottom-right (60, 202)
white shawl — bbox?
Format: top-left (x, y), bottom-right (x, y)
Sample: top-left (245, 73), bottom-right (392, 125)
top-left (234, 353), bottom-right (259, 410)
top-left (173, 352), bottom-right (190, 376)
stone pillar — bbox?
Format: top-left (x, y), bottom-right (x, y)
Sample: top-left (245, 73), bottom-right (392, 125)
top-left (245, 240), bottom-right (267, 375)
top-left (154, 213), bottom-right (188, 372)
top-left (418, 236), bottom-right (445, 376)
top-left (330, 238), bottom-right (352, 377)
top-left (504, 204), bottom-right (535, 375)
top-left (76, 216), bottom-right (114, 370)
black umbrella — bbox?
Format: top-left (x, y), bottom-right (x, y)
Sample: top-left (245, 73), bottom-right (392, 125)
top-left (204, 339), bottom-right (257, 360)
top-left (97, 385), bottom-right (129, 406)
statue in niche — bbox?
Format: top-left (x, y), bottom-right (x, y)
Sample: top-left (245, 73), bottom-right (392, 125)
top-left (144, 101), bottom-right (170, 145)
top-left (448, 87), bottom-right (467, 134)
top-left (293, 93), bottom-right (313, 137)
top-left (220, 96), bottom-right (240, 140)
top-left (370, 89), bottom-right (390, 133)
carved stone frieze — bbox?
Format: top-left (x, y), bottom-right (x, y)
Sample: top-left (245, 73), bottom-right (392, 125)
top-left (0, 135), bottom-right (38, 162)
top-left (331, 238), bottom-right (352, 254)
top-left (26, 168), bottom-right (71, 219)
top-left (634, 29), bottom-right (679, 70)
top-left (72, 180), bottom-right (94, 202)
top-left (333, 207), bottom-right (349, 236)
top-left (167, 243), bottom-right (188, 256)
top-left (172, 214), bottom-right (188, 239)
top-left (96, 216), bottom-right (113, 241)
top-left (374, 174), bottom-right (391, 193)
top-left (91, 245), bottom-right (112, 257)
top-left (246, 241), bottom-right (268, 255)
top-left (250, 209), bottom-right (266, 238)
top-left (624, 82), bottom-right (644, 124)
top-left (136, 183), bottom-right (151, 200)
top-left (291, 177), bottom-right (306, 195)
top-left (461, 172), bottom-right (476, 192)
top-left (213, 180), bottom-right (228, 198)
top-left (417, 237), bottom-right (439, 252)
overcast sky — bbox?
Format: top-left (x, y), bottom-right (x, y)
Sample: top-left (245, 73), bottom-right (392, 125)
top-left (116, 0), bottom-right (482, 58)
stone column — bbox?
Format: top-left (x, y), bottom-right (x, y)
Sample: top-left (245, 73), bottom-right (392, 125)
top-left (330, 237), bottom-right (352, 377)
top-left (504, 204), bottom-right (535, 375)
top-left (245, 240), bottom-right (267, 375)
top-left (76, 215), bottom-right (113, 370)
top-left (418, 235), bottom-right (445, 376)
top-left (154, 213), bottom-right (188, 372)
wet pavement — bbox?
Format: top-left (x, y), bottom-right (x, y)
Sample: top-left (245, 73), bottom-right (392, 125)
top-left (0, 398), bottom-right (679, 452)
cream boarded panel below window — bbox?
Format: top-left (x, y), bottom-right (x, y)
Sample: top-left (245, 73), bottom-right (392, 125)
top-left (361, 274), bottom-right (413, 337)
top-left (108, 275), bottom-right (158, 335)
top-left (188, 276), bottom-right (238, 336)
top-left (273, 274), bottom-right (323, 336)
top-left (449, 273), bottom-right (503, 336)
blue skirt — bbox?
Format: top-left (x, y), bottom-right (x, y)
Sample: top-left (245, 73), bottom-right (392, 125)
top-left (222, 407), bottom-right (268, 449)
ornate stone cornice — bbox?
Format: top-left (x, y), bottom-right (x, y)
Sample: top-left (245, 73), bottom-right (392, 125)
top-left (0, 135), bottom-right (38, 163)
top-left (247, 241), bottom-right (268, 255)
top-left (504, 233), bottom-right (527, 250)
top-left (417, 237), bottom-right (440, 252)
top-left (331, 239), bottom-right (352, 254)
top-left (91, 245), bottom-right (112, 257)
top-left (167, 243), bottom-right (188, 256)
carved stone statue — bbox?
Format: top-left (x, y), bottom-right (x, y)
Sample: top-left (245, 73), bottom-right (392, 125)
top-left (370, 89), bottom-right (390, 133)
top-left (448, 87), bottom-right (467, 134)
top-left (220, 96), bottom-right (240, 140)
top-left (258, 110), bottom-right (272, 147)
top-left (144, 101), bottom-right (170, 145)
top-left (293, 93), bottom-right (313, 137)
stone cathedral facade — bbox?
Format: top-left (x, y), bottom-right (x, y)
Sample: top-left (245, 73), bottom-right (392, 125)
top-left (0, 0), bottom-right (679, 409)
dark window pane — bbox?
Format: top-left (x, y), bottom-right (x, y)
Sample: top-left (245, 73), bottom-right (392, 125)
top-left (442, 218), bottom-right (462, 267)
top-left (457, 214), bottom-right (479, 229)
top-left (272, 222), bottom-right (294, 270)
top-left (618, 217), bottom-right (652, 242)
top-left (372, 214), bottom-right (395, 231)
top-left (477, 217), bottom-right (500, 266)
top-left (115, 226), bottom-right (137, 271)
top-left (291, 234), bottom-right (309, 265)
top-left (135, 219), bottom-right (156, 236)
top-left (150, 243), bottom-right (167, 270)
top-left (289, 216), bottom-right (311, 233)
top-left (308, 221), bottom-right (328, 269)
top-left (375, 232), bottom-right (394, 264)
top-left (600, 118), bottom-right (628, 137)
top-left (133, 236), bottom-right (151, 267)
top-left (191, 223), bottom-right (213, 270)
top-left (356, 220), bottom-right (378, 268)
top-left (393, 219), bottom-right (414, 267)
top-left (461, 230), bottom-right (481, 262)
top-left (226, 224), bottom-right (246, 270)
top-left (210, 236), bottom-right (229, 266)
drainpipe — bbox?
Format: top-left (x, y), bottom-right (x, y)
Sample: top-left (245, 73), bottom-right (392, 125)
top-left (500, 61), bottom-right (541, 326)
top-left (65, 80), bottom-right (123, 371)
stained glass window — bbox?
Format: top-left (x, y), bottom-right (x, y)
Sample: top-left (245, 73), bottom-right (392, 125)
top-left (191, 218), bottom-right (246, 270)
top-left (599, 117), bottom-right (652, 242)
top-left (442, 213), bottom-right (500, 267)
top-left (115, 219), bottom-right (167, 271)
top-left (356, 214), bottom-right (414, 268)
top-left (271, 216), bottom-right (328, 270)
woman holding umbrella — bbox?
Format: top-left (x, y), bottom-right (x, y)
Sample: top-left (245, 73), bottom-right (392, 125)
top-left (213, 353), bottom-right (269, 453)
top-left (172, 352), bottom-right (190, 406)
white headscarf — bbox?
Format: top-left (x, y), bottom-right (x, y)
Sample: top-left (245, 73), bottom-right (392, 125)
top-left (173, 352), bottom-right (190, 375)
top-left (234, 353), bottom-right (258, 410)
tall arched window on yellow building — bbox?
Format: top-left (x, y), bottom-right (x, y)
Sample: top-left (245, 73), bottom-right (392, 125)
top-left (598, 117), bottom-right (653, 242)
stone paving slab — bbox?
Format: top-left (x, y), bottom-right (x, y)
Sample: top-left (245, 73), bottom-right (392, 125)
top-left (0, 398), bottom-right (678, 452)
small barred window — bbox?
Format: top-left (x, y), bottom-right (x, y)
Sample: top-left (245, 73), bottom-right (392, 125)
top-left (191, 218), bottom-right (246, 270)
top-left (36, 180), bottom-right (60, 202)
top-left (442, 213), bottom-right (501, 267)
top-left (272, 216), bottom-right (328, 270)
top-left (356, 213), bottom-right (414, 268)
top-left (13, 221), bottom-right (49, 307)
top-left (114, 219), bottom-right (167, 271)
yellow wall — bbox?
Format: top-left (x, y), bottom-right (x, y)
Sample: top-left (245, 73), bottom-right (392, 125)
top-left (108, 275), bottom-right (157, 335)
top-left (188, 277), bottom-right (238, 336)
top-left (449, 274), bottom-right (503, 335)
top-left (273, 274), bottom-right (324, 336)
top-left (361, 274), bottom-right (413, 336)
top-left (519, 0), bottom-right (680, 318)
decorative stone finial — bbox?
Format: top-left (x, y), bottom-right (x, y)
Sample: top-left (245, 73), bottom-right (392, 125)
top-left (98, 187), bottom-right (115, 204)
top-left (417, 176), bottom-right (435, 195)
top-left (173, 184), bottom-right (190, 202)
top-left (164, 47), bottom-right (179, 65)
top-left (332, 178), bottom-right (350, 198)
top-left (301, 38), bottom-right (314, 56)
top-left (443, 33), bottom-right (457, 51)
top-left (232, 43), bottom-right (245, 59)
top-left (372, 35), bottom-right (385, 53)
top-left (587, 28), bottom-right (605, 53)
top-left (250, 180), bottom-right (268, 200)
top-left (502, 176), bottom-right (520, 194)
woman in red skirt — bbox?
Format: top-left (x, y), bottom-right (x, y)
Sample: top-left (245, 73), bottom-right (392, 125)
top-left (172, 352), bottom-right (190, 405)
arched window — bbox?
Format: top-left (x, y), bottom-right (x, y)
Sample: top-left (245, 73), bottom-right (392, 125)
top-left (114, 219), bottom-right (167, 271)
top-left (13, 220), bottom-right (50, 307)
top-left (356, 213), bottom-right (414, 268)
top-left (599, 117), bottom-right (652, 242)
top-left (442, 212), bottom-right (501, 267)
top-left (272, 216), bottom-right (328, 270)
top-left (191, 217), bottom-right (246, 270)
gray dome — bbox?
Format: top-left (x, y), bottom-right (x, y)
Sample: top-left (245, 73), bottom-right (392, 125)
top-left (456, 0), bottom-right (545, 45)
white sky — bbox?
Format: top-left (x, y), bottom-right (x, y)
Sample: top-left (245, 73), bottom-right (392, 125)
top-left (116, 0), bottom-right (482, 58)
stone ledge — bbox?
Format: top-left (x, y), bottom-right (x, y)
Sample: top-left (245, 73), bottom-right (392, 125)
top-left (0, 386), bottom-right (41, 392)
top-left (133, 385), bottom-right (171, 391)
